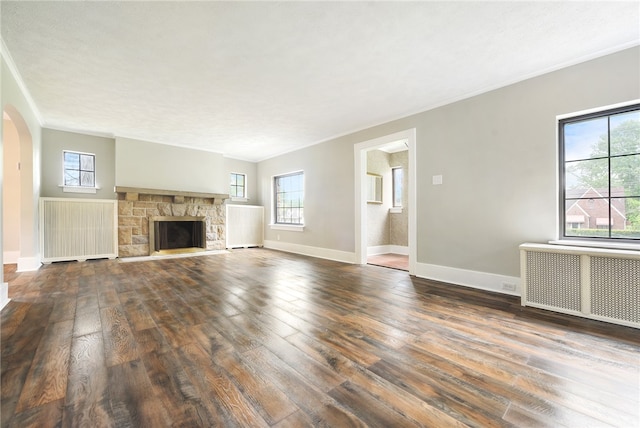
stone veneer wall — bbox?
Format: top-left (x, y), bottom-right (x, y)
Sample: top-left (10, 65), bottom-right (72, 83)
top-left (117, 192), bottom-right (225, 257)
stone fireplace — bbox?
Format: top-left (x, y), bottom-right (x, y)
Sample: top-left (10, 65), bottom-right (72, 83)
top-left (116, 187), bottom-right (228, 257)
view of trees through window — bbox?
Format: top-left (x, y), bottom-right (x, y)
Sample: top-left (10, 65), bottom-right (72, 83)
top-left (274, 171), bottom-right (304, 225)
top-left (63, 151), bottom-right (95, 187)
top-left (562, 105), bottom-right (640, 240)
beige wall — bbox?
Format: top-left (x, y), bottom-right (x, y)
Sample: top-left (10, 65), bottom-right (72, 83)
top-left (41, 128), bottom-right (116, 199)
top-left (224, 157), bottom-right (258, 205)
top-left (257, 137), bottom-right (355, 252)
top-left (389, 150), bottom-right (408, 247)
top-left (115, 137), bottom-right (226, 194)
top-left (256, 46), bottom-right (640, 277)
top-left (366, 150), bottom-right (390, 247)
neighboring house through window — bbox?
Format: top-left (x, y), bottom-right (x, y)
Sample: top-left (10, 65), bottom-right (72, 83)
top-left (559, 102), bottom-right (640, 242)
top-left (63, 150), bottom-right (95, 189)
top-left (274, 171), bottom-right (304, 225)
top-left (230, 172), bottom-right (247, 200)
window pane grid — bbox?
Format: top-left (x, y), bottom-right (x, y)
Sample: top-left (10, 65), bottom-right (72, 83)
top-left (560, 104), bottom-right (640, 241)
top-left (230, 173), bottom-right (246, 198)
top-left (64, 151), bottom-right (95, 187)
top-left (274, 172), bottom-right (304, 225)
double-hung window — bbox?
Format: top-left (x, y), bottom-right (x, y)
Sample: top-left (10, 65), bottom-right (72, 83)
top-left (559, 103), bottom-right (640, 242)
top-left (63, 150), bottom-right (95, 188)
top-left (274, 171), bottom-right (304, 225)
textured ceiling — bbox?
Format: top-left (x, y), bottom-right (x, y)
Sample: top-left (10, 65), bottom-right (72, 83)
top-left (2, 1), bottom-right (639, 162)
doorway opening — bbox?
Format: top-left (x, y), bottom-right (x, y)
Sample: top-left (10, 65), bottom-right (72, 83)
top-left (354, 129), bottom-right (416, 275)
top-left (2, 105), bottom-right (36, 273)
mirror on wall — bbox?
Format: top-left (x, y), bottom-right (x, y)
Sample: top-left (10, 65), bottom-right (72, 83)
top-left (366, 173), bottom-right (382, 204)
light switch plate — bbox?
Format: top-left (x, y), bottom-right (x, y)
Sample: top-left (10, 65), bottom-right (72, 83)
top-left (432, 175), bottom-right (443, 185)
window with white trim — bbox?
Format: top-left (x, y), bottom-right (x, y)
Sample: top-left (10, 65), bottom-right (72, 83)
top-left (230, 172), bottom-right (246, 199)
top-left (274, 171), bottom-right (304, 225)
top-left (559, 103), bottom-right (640, 242)
top-left (63, 150), bottom-right (95, 187)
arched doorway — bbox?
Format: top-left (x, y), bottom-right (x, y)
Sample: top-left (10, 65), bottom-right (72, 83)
top-left (3, 105), bottom-right (36, 276)
top-left (3, 111), bottom-right (21, 265)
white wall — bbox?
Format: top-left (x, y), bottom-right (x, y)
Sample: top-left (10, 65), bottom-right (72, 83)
top-left (115, 137), bottom-right (226, 194)
top-left (2, 53), bottom-right (43, 274)
top-left (3, 117), bottom-right (20, 262)
top-left (258, 46), bottom-right (640, 280)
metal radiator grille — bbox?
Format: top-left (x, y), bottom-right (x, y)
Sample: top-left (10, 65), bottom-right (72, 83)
top-left (526, 251), bottom-right (581, 311)
top-left (591, 257), bottom-right (640, 324)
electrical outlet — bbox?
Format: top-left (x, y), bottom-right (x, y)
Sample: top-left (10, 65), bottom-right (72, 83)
top-left (501, 282), bottom-right (516, 292)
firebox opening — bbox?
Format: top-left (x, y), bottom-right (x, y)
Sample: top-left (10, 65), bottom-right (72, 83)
top-left (149, 216), bottom-right (206, 256)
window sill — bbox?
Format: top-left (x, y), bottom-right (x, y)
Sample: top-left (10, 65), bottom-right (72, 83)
top-left (270, 224), bottom-right (304, 232)
top-left (549, 239), bottom-right (639, 252)
top-left (389, 207), bottom-right (403, 214)
top-left (60, 185), bottom-right (99, 194)
top-left (230, 197), bottom-right (249, 202)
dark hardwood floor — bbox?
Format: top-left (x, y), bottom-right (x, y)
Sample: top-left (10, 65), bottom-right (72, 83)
top-left (2, 248), bottom-right (639, 427)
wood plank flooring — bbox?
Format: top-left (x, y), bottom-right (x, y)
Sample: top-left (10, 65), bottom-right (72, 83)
top-left (367, 253), bottom-right (409, 271)
top-left (2, 248), bottom-right (639, 427)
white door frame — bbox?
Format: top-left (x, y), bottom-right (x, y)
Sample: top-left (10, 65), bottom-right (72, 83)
top-left (354, 129), bottom-right (416, 275)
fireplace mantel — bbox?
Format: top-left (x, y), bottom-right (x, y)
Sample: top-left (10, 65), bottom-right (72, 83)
top-left (115, 186), bottom-right (228, 204)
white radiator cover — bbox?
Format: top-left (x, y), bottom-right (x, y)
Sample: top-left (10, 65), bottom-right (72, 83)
top-left (40, 197), bottom-right (118, 263)
top-left (226, 204), bottom-right (264, 248)
top-left (520, 243), bottom-right (640, 329)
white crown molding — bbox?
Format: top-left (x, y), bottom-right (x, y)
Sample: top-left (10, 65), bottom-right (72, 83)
top-left (44, 123), bottom-right (114, 139)
top-left (1, 38), bottom-right (44, 125)
top-left (258, 42), bottom-right (640, 163)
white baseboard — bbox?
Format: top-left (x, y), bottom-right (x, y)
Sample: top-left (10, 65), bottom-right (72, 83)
top-left (263, 240), bottom-right (356, 264)
top-left (415, 262), bottom-right (521, 296)
top-left (3, 251), bottom-right (20, 264)
top-left (0, 283), bottom-right (9, 312)
top-left (260, 242), bottom-right (519, 296)
top-left (17, 257), bottom-right (41, 272)
top-left (367, 245), bottom-right (409, 256)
